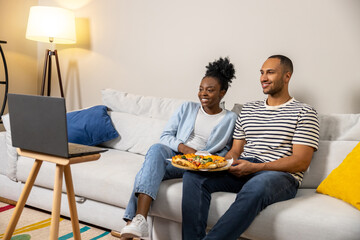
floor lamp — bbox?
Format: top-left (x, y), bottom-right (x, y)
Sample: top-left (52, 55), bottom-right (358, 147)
top-left (26, 6), bottom-right (76, 97)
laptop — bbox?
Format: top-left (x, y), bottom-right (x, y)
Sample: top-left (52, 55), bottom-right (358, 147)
top-left (8, 93), bottom-right (107, 158)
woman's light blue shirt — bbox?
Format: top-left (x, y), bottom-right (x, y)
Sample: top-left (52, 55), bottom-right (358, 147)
top-left (159, 102), bottom-right (237, 157)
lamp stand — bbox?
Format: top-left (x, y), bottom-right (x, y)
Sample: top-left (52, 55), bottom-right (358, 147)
top-left (41, 49), bottom-right (64, 97)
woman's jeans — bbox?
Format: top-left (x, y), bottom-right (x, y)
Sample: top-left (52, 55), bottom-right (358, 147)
top-left (182, 157), bottom-right (299, 240)
top-left (123, 143), bottom-right (185, 221)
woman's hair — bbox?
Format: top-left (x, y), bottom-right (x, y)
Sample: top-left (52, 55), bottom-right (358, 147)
top-left (204, 57), bottom-right (236, 91)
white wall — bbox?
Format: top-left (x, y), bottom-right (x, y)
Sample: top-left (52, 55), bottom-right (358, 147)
top-left (0, 0), bottom-right (38, 131)
top-left (12, 0), bottom-right (360, 113)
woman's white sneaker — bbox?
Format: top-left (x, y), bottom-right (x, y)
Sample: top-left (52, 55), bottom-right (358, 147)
top-left (120, 214), bottom-right (149, 238)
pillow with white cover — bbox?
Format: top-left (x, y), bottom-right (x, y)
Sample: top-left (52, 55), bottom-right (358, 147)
top-left (101, 89), bottom-right (186, 120)
top-left (102, 111), bottom-right (167, 155)
top-left (101, 89), bottom-right (186, 155)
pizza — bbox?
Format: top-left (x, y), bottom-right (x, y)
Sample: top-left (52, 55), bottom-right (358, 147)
top-left (171, 153), bottom-right (228, 170)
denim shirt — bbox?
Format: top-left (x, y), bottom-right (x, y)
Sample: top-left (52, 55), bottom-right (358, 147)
top-left (159, 102), bottom-right (237, 157)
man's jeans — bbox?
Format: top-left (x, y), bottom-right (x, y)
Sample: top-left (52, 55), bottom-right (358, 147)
top-left (182, 158), bottom-right (299, 240)
top-left (123, 143), bottom-right (185, 221)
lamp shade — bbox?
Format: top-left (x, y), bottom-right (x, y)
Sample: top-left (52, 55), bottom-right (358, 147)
top-left (26, 6), bottom-right (76, 44)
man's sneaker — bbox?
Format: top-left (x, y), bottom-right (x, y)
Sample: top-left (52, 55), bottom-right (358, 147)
top-left (120, 214), bottom-right (149, 238)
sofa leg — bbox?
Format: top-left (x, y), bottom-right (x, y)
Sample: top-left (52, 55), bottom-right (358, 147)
top-left (111, 218), bottom-right (137, 239)
top-left (111, 230), bottom-right (142, 240)
top-left (111, 230), bottom-right (121, 238)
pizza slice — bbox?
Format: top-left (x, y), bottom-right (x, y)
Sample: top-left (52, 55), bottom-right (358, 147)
top-left (172, 154), bottom-right (198, 169)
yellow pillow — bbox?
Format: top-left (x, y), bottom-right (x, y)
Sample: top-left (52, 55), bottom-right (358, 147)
top-left (316, 142), bottom-right (360, 211)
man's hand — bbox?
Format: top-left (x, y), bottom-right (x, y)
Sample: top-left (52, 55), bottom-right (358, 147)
top-left (228, 144), bottom-right (315, 178)
top-left (228, 159), bottom-right (263, 177)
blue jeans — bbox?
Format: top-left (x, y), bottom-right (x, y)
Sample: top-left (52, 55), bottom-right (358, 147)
top-left (123, 143), bottom-right (186, 221)
top-left (182, 158), bottom-right (299, 240)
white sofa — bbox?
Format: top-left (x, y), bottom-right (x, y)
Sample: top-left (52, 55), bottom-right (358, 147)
top-left (1, 89), bottom-right (360, 240)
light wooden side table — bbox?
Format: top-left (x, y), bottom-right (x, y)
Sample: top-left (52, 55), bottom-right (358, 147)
top-left (3, 148), bottom-right (101, 240)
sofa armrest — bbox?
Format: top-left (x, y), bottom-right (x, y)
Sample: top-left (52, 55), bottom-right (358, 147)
top-left (0, 131), bottom-right (7, 175)
top-left (1, 114), bottom-right (19, 181)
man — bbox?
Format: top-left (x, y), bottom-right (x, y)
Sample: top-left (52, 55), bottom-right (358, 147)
top-left (181, 55), bottom-right (320, 240)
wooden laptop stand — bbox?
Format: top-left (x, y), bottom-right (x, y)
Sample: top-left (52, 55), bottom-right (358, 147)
top-left (3, 149), bottom-right (100, 240)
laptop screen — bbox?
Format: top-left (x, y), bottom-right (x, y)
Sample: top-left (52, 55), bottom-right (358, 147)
top-left (8, 94), bottom-right (70, 158)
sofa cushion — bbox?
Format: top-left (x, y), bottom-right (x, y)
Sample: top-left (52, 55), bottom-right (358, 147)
top-left (243, 189), bottom-right (360, 240)
top-left (101, 89), bottom-right (185, 120)
top-left (151, 184), bottom-right (360, 240)
top-left (231, 103), bottom-right (243, 115)
top-left (316, 142), bottom-right (360, 210)
top-left (102, 112), bottom-right (167, 155)
top-left (300, 113), bottom-right (360, 189)
top-left (301, 140), bottom-right (359, 188)
top-left (16, 149), bottom-right (144, 208)
top-left (318, 114), bottom-right (360, 141)
top-left (101, 89), bottom-right (186, 155)
top-left (67, 105), bottom-right (119, 146)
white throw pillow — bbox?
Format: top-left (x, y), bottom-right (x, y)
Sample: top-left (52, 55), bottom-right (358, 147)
top-left (101, 89), bottom-right (185, 120)
top-left (102, 112), bottom-right (167, 155)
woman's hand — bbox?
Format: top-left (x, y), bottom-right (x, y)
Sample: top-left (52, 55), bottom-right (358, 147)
top-left (178, 143), bottom-right (196, 155)
top-left (228, 159), bottom-right (264, 177)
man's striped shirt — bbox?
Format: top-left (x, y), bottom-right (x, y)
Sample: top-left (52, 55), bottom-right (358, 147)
top-left (234, 98), bottom-right (320, 184)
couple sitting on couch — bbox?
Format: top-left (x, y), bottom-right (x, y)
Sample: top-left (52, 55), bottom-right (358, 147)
top-left (120, 55), bottom-right (320, 240)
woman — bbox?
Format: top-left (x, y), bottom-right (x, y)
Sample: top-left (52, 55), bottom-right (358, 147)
top-left (120, 57), bottom-right (237, 239)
